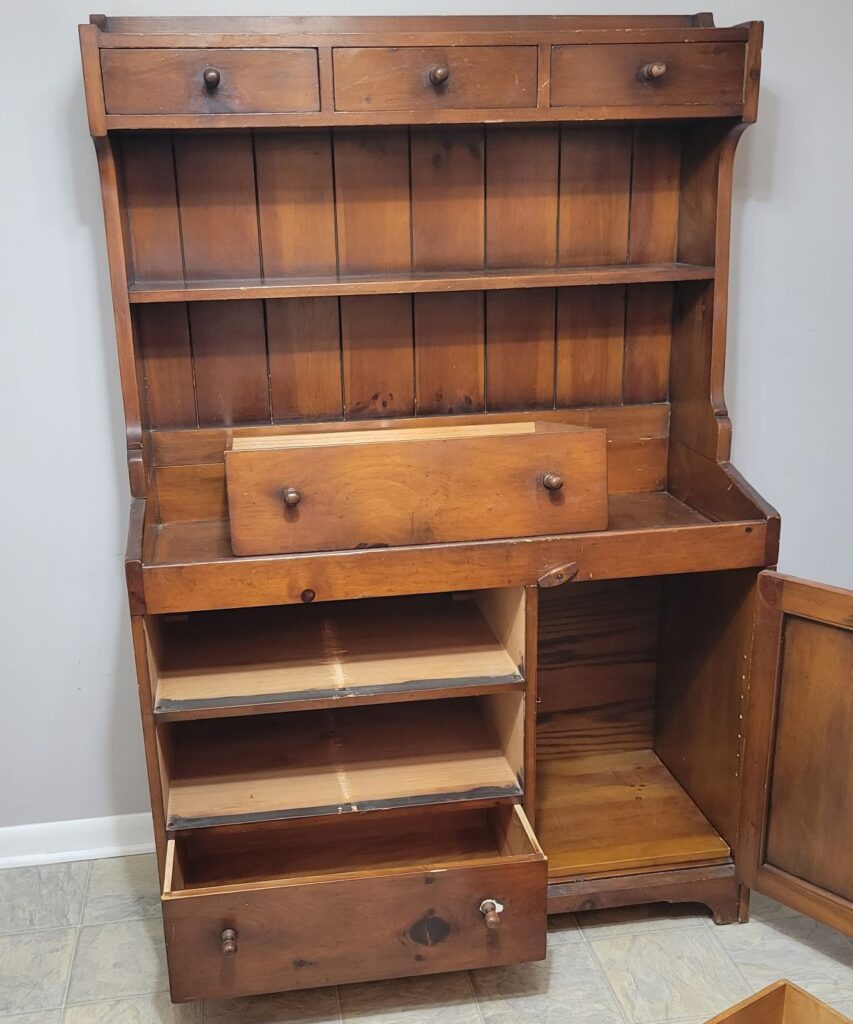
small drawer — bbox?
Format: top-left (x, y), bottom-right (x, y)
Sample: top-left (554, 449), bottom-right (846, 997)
top-left (162, 804), bottom-right (546, 1000)
top-left (224, 421), bottom-right (608, 556)
top-left (550, 42), bottom-right (746, 108)
top-left (101, 48), bottom-right (320, 114)
top-left (333, 46), bottom-right (538, 111)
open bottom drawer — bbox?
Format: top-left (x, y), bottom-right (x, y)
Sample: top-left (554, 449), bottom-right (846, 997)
top-left (162, 804), bottom-right (546, 1001)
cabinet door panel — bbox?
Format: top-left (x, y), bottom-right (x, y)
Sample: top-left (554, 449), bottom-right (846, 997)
top-left (740, 572), bottom-right (852, 935)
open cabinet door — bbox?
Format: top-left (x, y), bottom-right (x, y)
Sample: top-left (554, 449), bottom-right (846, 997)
top-left (740, 572), bottom-right (852, 934)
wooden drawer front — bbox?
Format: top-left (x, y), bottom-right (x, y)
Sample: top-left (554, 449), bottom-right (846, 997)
top-left (101, 49), bottom-right (320, 114)
top-left (333, 46), bottom-right (538, 111)
top-left (550, 43), bottom-right (745, 108)
top-left (163, 806), bottom-right (546, 1001)
top-left (225, 423), bottom-right (608, 556)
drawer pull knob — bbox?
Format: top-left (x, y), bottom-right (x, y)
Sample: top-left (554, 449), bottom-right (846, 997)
top-left (641, 62), bottom-right (667, 81)
top-left (221, 928), bottom-right (237, 957)
top-left (282, 486), bottom-right (302, 509)
top-left (428, 65), bottom-right (450, 86)
top-left (542, 472), bottom-right (564, 492)
top-left (202, 67), bottom-right (222, 89)
top-left (479, 899), bottom-right (504, 929)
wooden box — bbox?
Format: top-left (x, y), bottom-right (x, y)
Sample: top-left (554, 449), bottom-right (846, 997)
top-left (706, 981), bottom-right (851, 1023)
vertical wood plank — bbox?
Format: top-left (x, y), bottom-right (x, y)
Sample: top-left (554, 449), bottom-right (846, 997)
top-left (411, 127), bottom-right (485, 271)
top-left (267, 298), bottom-right (342, 421)
top-left (414, 293), bottom-right (484, 415)
top-left (558, 127), bottom-right (632, 266)
top-left (623, 284), bottom-right (674, 404)
top-left (255, 130), bottom-right (337, 276)
top-left (174, 133), bottom-right (261, 280)
top-left (136, 305), bottom-right (197, 429)
top-left (189, 301), bottom-right (270, 426)
top-left (485, 127), bottom-right (559, 269)
top-left (556, 286), bottom-right (625, 407)
top-left (486, 290), bottom-right (556, 411)
top-left (341, 295), bottom-right (414, 418)
top-left (334, 130), bottom-right (411, 274)
top-left (629, 126), bottom-right (682, 263)
top-left (120, 135), bottom-right (184, 282)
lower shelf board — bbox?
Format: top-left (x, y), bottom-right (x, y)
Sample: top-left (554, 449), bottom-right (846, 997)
top-left (535, 749), bottom-right (731, 879)
top-left (165, 698), bottom-right (521, 830)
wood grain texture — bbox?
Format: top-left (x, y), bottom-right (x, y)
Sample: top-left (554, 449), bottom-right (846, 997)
top-left (629, 125), bottom-right (681, 263)
top-left (174, 133), bottom-right (261, 280)
top-left (188, 301), bottom-right (270, 426)
top-left (340, 294), bottom-right (414, 418)
top-left (485, 290), bottom-right (556, 411)
top-left (120, 135), bottom-right (184, 282)
top-left (556, 286), bottom-right (625, 406)
top-left (255, 130), bottom-right (337, 275)
top-left (136, 305), bottom-right (197, 429)
top-left (266, 298), bottom-right (343, 421)
top-left (623, 283), bottom-right (674, 404)
top-left (414, 292), bottom-right (485, 414)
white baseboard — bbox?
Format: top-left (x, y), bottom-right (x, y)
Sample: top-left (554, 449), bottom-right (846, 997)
top-left (0, 812), bottom-right (155, 868)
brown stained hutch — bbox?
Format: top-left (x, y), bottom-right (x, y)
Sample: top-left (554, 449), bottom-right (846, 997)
top-left (79, 13), bottom-right (853, 1003)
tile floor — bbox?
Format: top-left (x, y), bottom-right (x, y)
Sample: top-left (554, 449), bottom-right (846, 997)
top-left (1, 854), bottom-right (851, 1023)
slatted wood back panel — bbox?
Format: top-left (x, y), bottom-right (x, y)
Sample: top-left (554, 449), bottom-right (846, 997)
top-left (120, 125), bottom-right (685, 431)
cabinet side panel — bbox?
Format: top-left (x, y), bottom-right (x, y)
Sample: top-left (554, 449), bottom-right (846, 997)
top-left (655, 569), bottom-right (759, 849)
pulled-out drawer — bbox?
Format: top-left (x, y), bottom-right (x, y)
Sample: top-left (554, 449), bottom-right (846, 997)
top-left (550, 42), bottom-right (746, 108)
top-left (224, 421), bottom-right (608, 556)
top-left (162, 804), bottom-right (546, 1001)
top-left (333, 46), bottom-right (538, 111)
top-left (101, 48), bottom-right (320, 114)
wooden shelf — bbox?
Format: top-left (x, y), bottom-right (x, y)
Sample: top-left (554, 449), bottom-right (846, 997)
top-left (127, 262), bottom-right (715, 304)
top-left (153, 594), bottom-right (523, 721)
top-left (165, 698), bottom-right (522, 830)
top-left (535, 749), bottom-right (731, 879)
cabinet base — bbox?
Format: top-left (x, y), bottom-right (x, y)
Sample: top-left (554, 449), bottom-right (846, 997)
top-left (547, 863), bottom-right (741, 925)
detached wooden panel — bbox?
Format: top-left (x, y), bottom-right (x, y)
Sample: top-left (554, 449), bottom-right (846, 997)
top-left (411, 128), bottom-right (485, 271)
top-left (174, 134), bottom-right (261, 280)
top-left (486, 290), bottom-right (556, 411)
top-left (255, 130), bottom-right (337, 275)
top-left (556, 286), bottom-right (625, 407)
top-left (120, 135), bottom-right (183, 282)
top-left (485, 128), bottom-right (559, 269)
top-left (188, 301), bottom-right (270, 426)
top-left (558, 127), bottom-right (632, 267)
top-left (629, 126), bottom-right (682, 263)
top-left (623, 283), bottom-right (674, 404)
top-left (341, 295), bottom-right (414, 419)
top-left (136, 305), bottom-right (197, 429)
top-left (267, 298), bottom-right (342, 421)
top-left (334, 130), bottom-right (411, 274)
top-left (414, 293), bottom-right (485, 414)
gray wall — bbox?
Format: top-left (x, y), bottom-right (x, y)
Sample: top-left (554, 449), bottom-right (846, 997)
top-left (1, 0), bottom-right (851, 831)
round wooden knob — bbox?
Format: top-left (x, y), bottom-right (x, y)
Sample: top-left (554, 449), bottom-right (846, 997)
top-left (641, 62), bottom-right (667, 81)
top-left (221, 928), bottom-right (237, 957)
top-left (282, 486), bottom-right (301, 509)
top-left (429, 65), bottom-right (450, 86)
top-left (479, 899), bottom-right (503, 929)
top-left (542, 472), bottom-right (564, 492)
top-left (202, 67), bottom-right (222, 89)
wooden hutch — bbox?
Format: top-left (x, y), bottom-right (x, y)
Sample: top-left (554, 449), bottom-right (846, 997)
top-left (79, 13), bottom-right (852, 1003)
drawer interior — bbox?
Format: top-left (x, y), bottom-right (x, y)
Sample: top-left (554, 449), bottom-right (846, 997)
top-left (165, 803), bottom-right (541, 894)
top-left (148, 588), bottom-right (525, 719)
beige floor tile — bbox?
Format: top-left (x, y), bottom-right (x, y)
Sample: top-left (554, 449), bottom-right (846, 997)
top-left (471, 943), bottom-right (625, 1024)
top-left (62, 993), bottom-right (200, 1022)
top-left (339, 972), bottom-right (479, 1023)
top-left (577, 903), bottom-right (713, 939)
top-left (547, 913), bottom-right (584, 945)
top-left (0, 862), bottom-right (89, 933)
top-left (202, 987), bottom-right (340, 1023)
top-left (66, 918), bottom-right (169, 1005)
top-left (715, 914), bottom-right (853, 1009)
top-left (745, 891), bottom-right (801, 922)
top-left (0, 928), bottom-right (76, 1015)
top-left (0, 1011), bottom-right (63, 1023)
top-left (589, 925), bottom-right (749, 1023)
top-left (81, 855), bottom-right (160, 925)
